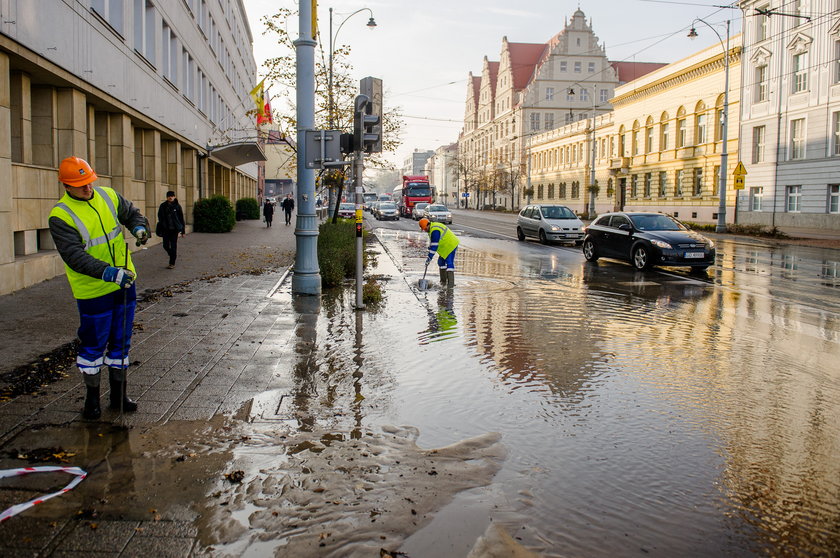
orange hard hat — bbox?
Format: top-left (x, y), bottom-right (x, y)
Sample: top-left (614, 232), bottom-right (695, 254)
top-left (418, 218), bottom-right (430, 231)
top-left (58, 156), bottom-right (97, 187)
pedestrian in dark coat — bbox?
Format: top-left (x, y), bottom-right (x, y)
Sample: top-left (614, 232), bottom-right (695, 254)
top-left (263, 199), bottom-right (274, 227)
top-left (280, 193), bottom-right (295, 225)
top-left (156, 191), bottom-right (185, 269)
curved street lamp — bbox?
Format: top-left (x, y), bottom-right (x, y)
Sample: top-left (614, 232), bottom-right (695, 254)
top-left (568, 82), bottom-right (599, 218)
top-left (328, 7), bottom-right (376, 128)
top-left (688, 17), bottom-right (731, 233)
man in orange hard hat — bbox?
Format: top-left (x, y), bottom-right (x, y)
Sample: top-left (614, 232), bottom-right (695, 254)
top-left (49, 156), bottom-right (150, 420)
top-left (419, 218), bottom-right (459, 286)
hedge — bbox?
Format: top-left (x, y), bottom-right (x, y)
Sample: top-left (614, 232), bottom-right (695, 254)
top-left (193, 195), bottom-right (236, 233)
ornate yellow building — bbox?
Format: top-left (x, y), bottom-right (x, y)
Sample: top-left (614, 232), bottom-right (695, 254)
top-left (528, 37), bottom-right (742, 222)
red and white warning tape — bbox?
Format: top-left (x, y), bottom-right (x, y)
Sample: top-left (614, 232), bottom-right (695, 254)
top-left (0, 466), bottom-right (88, 523)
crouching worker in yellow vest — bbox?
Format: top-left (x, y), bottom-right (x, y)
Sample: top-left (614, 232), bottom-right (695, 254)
top-left (49, 157), bottom-right (150, 420)
top-left (419, 218), bottom-right (460, 286)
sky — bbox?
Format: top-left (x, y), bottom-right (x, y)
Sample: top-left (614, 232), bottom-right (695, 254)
top-left (242, 0), bottom-right (743, 168)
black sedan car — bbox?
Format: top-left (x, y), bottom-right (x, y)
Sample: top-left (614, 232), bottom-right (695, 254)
top-left (582, 212), bottom-right (715, 271)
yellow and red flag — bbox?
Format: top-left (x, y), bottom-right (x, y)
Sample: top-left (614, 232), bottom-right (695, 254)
top-left (257, 92), bottom-right (273, 125)
top-left (249, 79), bottom-right (265, 118)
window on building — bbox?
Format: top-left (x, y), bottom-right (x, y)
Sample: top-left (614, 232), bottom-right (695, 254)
top-left (574, 61), bottom-right (581, 73)
top-left (548, 184), bottom-right (555, 198)
top-left (566, 89), bottom-right (575, 102)
top-left (693, 168), bottom-right (703, 196)
top-left (751, 186), bottom-right (764, 211)
top-left (752, 126), bottom-right (765, 163)
top-left (696, 114), bottom-right (707, 144)
top-left (546, 87), bottom-right (554, 101)
top-left (559, 183), bottom-right (567, 198)
top-left (545, 113), bottom-right (554, 130)
top-left (793, 52), bottom-right (808, 93)
top-left (790, 118), bottom-right (805, 159)
top-left (716, 108), bottom-right (725, 141)
top-left (828, 184), bottom-right (839, 213)
top-left (588, 62), bottom-right (595, 73)
top-left (560, 60), bottom-right (567, 72)
top-left (134, 0), bottom-right (156, 64)
top-left (572, 181), bottom-right (580, 198)
top-left (565, 112), bottom-right (573, 124)
top-left (600, 89), bottom-right (609, 103)
top-left (631, 174), bottom-right (638, 197)
top-left (631, 129), bottom-right (639, 155)
top-left (835, 41), bottom-right (840, 83)
top-left (677, 118), bottom-right (687, 148)
top-left (91, 0), bottom-right (124, 35)
top-left (661, 122), bottom-right (669, 150)
top-left (644, 173), bottom-right (652, 197)
top-left (580, 88), bottom-right (589, 102)
top-left (787, 185), bottom-right (801, 212)
top-left (833, 112), bottom-right (840, 156)
top-left (676, 169), bottom-right (685, 196)
top-left (530, 113), bottom-right (540, 131)
top-left (713, 165), bottom-right (720, 196)
top-left (658, 171), bottom-right (667, 197)
top-left (537, 184), bottom-right (544, 199)
top-left (755, 65), bottom-right (768, 102)
top-left (756, 8), bottom-right (769, 41)
top-left (646, 127), bottom-right (653, 153)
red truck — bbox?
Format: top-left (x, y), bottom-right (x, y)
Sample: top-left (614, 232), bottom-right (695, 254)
top-left (393, 175), bottom-right (434, 218)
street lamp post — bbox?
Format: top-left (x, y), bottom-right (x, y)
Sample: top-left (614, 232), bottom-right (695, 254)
top-left (326, 7), bottom-right (376, 216)
top-left (568, 83), bottom-right (598, 218)
top-left (689, 18), bottom-right (730, 233)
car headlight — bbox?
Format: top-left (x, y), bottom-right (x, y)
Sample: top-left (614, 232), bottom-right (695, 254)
top-left (650, 239), bottom-right (672, 249)
top-left (706, 239), bottom-right (715, 249)
top-left (549, 225), bottom-right (560, 231)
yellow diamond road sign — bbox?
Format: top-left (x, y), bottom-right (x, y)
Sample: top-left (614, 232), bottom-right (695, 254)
top-left (733, 161), bottom-right (747, 190)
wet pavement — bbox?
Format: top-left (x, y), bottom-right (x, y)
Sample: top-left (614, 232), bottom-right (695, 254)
top-left (0, 215), bottom-right (839, 557)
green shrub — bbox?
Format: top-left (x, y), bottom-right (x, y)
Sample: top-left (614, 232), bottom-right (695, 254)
top-left (235, 197), bottom-right (260, 220)
top-left (682, 221), bottom-right (716, 232)
top-left (318, 220), bottom-right (357, 288)
top-left (362, 279), bottom-right (383, 306)
top-left (193, 195), bottom-right (236, 233)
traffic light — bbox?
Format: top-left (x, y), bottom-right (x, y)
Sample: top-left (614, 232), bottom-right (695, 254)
top-left (359, 77), bottom-right (382, 154)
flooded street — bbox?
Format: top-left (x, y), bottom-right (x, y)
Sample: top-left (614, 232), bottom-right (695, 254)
top-left (2, 222), bottom-right (838, 557)
top-left (338, 226), bottom-right (840, 556)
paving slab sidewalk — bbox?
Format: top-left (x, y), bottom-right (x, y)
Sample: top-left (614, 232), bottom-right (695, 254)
top-left (0, 217), bottom-right (304, 557)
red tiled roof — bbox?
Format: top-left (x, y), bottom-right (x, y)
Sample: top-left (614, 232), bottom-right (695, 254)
top-left (471, 75), bottom-right (481, 106)
top-left (507, 42), bottom-right (548, 90)
top-left (610, 61), bottom-right (668, 84)
top-left (487, 61), bottom-right (500, 94)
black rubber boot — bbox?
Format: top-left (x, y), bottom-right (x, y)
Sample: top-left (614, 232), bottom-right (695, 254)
top-left (439, 268), bottom-right (447, 285)
top-left (108, 368), bottom-right (138, 412)
top-left (83, 386), bottom-right (101, 420)
top-left (447, 270), bottom-right (455, 287)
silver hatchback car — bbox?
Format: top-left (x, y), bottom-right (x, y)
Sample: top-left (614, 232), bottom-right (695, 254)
top-left (517, 204), bottom-right (585, 245)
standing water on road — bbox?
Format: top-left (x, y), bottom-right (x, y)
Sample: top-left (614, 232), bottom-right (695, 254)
top-left (344, 229), bottom-right (839, 556)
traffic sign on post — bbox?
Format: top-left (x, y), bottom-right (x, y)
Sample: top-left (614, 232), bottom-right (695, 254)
top-left (733, 161), bottom-right (747, 191)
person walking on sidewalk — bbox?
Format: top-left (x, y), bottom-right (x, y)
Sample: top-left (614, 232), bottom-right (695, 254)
top-left (48, 156), bottom-right (150, 420)
top-left (156, 190), bottom-right (185, 269)
top-left (280, 193), bottom-right (295, 225)
top-left (263, 198), bottom-right (274, 228)
top-left (419, 218), bottom-right (460, 286)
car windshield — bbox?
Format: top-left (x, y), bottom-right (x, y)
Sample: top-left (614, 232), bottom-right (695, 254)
top-left (339, 203), bottom-right (354, 210)
top-left (364, 193), bottom-right (377, 201)
top-left (406, 185), bottom-right (431, 197)
top-left (378, 196), bottom-right (390, 201)
top-left (630, 214), bottom-right (685, 231)
top-left (427, 205), bottom-right (447, 212)
top-left (380, 202), bottom-right (396, 209)
top-left (414, 203), bottom-right (429, 211)
top-left (540, 206), bottom-right (576, 219)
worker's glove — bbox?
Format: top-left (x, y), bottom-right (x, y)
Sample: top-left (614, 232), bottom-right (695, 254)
top-left (132, 226), bottom-right (149, 246)
top-left (425, 255), bottom-right (434, 265)
top-left (102, 266), bottom-right (135, 288)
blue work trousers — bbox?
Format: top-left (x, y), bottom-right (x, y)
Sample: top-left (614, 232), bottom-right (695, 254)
top-left (437, 248), bottom-right (457, 271)
top-left (75, 284), bottom-right (137, 376)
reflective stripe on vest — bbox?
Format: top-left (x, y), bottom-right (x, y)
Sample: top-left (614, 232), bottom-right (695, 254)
top-left (54, 188), bottom-right (122, 249)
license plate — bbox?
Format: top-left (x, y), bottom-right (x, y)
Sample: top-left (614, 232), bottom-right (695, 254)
top-left (685, 252), bottom-right (704, 259)
top-left (557, 234), bottom-right (566, 238)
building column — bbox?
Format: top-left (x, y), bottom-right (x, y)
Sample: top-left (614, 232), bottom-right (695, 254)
top-left (0, 53), bottom-right (15, 294)
top-left (56, 88), bottom-right (87, 162)
top-left (108, 113), bottom-right (134, 196)
top-left (143, 129), bottom-right (161, 222)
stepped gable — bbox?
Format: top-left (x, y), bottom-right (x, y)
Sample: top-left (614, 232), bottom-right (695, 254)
top-left (507, 42), bottom-right (548, 91)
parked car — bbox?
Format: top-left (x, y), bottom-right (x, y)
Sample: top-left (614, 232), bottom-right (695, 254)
top-left (337, 202), bottom-right (355, 219)
top-left (582, 212), bottom-right (716, 271)
top-left (376, 201), bottom-right (399, 221)
top-left (422, 204), bottom-right (452, 224)
top-left (411, 202), bottom-right (430, 220)
top-left (517, 204), bottom-right (585, 245)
